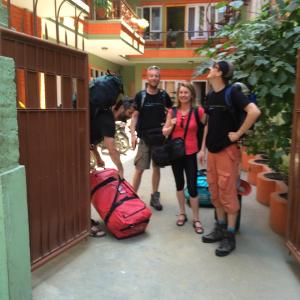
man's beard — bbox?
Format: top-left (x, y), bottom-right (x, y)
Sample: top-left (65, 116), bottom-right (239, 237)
top-left (148, 82), bottom-right (159, 89)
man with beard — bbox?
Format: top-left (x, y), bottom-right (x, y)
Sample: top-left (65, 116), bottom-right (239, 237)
top-left (130, 66), bottom-right (172, 211)
top-left (90, 99), bottom-right (135, 179)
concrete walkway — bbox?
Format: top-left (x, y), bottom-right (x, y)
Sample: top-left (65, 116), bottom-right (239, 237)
top-left (32, 149), bottom-right (300, 300)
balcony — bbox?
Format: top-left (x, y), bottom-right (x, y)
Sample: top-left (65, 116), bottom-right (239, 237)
top-left (83, 0), bottom-right (146, 64)
top-left (142, 30), bottom-right (221, 49)
top-left (9, 0), bottom-right (89, 18)
top-left (6, 0), bottom-right (145, 65)
top-left (127, 30), bottom-right (225, 64)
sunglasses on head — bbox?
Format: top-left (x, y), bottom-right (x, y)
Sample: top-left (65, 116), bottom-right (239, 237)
top-left (147, 65), bottom-right (160, 71)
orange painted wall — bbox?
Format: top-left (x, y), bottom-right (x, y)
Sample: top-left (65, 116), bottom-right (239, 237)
top-left (13, 4), bottom-right (41, 36)
top-left (6, 3), bottom-right (42, 37)
top-left (141, 68), bottom-right (207, 81)
top-left (141, 0), bottom-right (219, 5)
top-left (131, 48), bottom-right (198, 59)
top-left (84, 22), bottom-right (121, 35)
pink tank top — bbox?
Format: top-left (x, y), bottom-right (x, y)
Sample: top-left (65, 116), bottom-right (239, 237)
top-left (170, 107), bottom-right (204, 155)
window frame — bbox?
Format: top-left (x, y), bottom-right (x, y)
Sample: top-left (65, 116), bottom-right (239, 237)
top-left (137, 6), bottom-right (163, 40)
top-left (186, 4), bottom-right (223, 39)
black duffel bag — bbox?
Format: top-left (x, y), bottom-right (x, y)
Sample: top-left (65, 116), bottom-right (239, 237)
top-left (151, 142), bottom-right (171, 167)
top-left (142, 127), bottom-right (165, 146)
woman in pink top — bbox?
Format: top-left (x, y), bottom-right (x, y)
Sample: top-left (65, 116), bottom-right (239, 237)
top-left (163, 82), bottom-right (206, 234)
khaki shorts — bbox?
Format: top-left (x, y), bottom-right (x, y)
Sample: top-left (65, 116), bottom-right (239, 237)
top-left (134, 139), bottom-right (159, 170)
top-left (206, 144), bottom-right (241, 214)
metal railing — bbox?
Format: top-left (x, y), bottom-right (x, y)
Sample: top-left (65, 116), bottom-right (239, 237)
top-left (91, 0), bottom-right (140, 28)
top-left (142, 30), bottom-right (221, 48)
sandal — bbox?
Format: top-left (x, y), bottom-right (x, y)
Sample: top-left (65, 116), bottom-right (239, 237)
top-left (176, 213), bottom-right (188, 226)
top-left (193, 220), bottom-right (204, 234)
top-left (90, 225), bottom-right (106, 238)
top-left (90, 220), bottom-right (106, 238)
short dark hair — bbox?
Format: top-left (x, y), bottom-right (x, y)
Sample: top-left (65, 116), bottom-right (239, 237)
top-left (122, 99), bottom-right (136, 110)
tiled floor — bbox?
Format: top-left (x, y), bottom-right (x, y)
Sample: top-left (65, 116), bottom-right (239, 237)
top-left (32, 149), bottom-right (300, 300)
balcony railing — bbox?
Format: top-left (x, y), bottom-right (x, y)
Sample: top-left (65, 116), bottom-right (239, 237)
top-left (91, 0), bottom-right (140, 29)
top-left (142, 30), bottom-right (221, 49)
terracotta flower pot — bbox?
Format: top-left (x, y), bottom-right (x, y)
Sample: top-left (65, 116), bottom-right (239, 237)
top-left (241, 147), bottom-right (255, 171)
top-left (247, 158), bottom-right (270, 186)
top-left (275, 179), bottom-right (288, 193)
top-left (256, 172), bottom-right (277, 206)
top-left (269, 192), bottom-right (288, 237)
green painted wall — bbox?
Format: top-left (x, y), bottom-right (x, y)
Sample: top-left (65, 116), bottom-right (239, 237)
top-left (120, 66), bottom-right (135, 97)
top-left (126, 0), bottom-right (139, 10)
top-left (88, 52), bottom-right (121, 73)
top-left (0, 55), bottom-right (31, 300)
top-left (0, 2), bottom-right (8, 27)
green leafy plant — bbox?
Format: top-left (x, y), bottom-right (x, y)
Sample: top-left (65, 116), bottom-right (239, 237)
top-left (93, 0), bottom-right (112, 18)
top-left (196, 0), bottom-right (300, 179)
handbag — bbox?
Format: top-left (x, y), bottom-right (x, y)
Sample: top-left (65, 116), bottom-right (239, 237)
top-left (169, 108), bottom-right (193, 161)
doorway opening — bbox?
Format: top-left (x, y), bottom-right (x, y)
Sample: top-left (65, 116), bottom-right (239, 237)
top-left (166, 7), bottom-right (185, 48)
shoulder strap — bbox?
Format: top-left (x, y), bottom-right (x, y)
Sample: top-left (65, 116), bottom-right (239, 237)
top-left (171, 106), bottom-right (177, 118)
top-left (160, 89), bottom-right (167, 107)
top-left (194, 107), bottom-right (201, 128)
top-left (183, 109), bottom-right (193, 140)
top-left (224, 85), bottom-right (233, 107)
top-left (169, 107), bottom-right (177, 138)
top-left (141, 90), bottom-right (147, 108)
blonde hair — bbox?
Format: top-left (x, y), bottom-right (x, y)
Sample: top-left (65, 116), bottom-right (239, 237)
top-left (175, 82), bottom-right (197, 108)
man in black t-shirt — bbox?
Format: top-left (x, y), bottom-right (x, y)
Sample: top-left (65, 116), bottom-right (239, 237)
top-left (90, 99), bottom-right (135, 178)
top-left (130, 66), bottom-right (172, 211)
top-left (200, 61), bottom-right (260, 256)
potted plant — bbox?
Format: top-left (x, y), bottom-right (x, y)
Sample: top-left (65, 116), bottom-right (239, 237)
top-left (195, 1), bottom-right (299, 189)
top-left (92, 0), bottom-right (112, 20)
top-left (167, 29), bottom-right (179, 47)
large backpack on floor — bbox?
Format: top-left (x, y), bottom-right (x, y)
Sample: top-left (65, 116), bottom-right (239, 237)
top-left (184, 169), bottom-right (213, 207)
top-left (90, 169), bottom-right (152, 239)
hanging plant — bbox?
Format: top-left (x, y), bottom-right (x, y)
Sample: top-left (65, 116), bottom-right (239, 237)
top-left (195, 0), bottom-right (300, 178)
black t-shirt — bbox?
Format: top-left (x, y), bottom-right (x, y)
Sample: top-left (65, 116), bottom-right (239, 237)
top-left (206, 86), bottom-right (250, 153)
top-left (90, 109), bottom-right (115, 145)
top-left (134, 90), bottom-right (172, 137)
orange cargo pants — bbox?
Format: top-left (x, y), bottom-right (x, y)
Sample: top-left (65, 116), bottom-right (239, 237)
top-left (207, 144), bottom-right (241, 214)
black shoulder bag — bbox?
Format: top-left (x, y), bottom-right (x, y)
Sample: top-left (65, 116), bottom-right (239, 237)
top-left (169, 108), bottom-right (193, 161)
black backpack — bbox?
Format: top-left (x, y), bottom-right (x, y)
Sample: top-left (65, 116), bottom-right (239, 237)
top-left (89, 74), bottom-right (124, 110)
top-left (224, 83), bottom-right (258, 131)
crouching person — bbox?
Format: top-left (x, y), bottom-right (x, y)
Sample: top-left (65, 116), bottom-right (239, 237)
top-left (201, 61), bottom-right (261, 256)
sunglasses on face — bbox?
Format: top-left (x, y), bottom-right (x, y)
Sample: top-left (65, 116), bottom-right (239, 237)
top-left (211, 63), bottom-right (220, 70)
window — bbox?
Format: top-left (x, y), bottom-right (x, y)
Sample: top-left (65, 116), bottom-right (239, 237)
top-left (142, 80), bottom-right (208, 104)
top-left (188, 4), bottom-right (223, 39)
top-left (137, 6), bottom-right (162, 40)
top-left (90, 68), bottom-right (105, 79)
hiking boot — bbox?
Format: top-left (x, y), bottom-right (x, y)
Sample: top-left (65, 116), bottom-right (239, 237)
top-left (215, 231), bottom-right (236, 257)
top-left (150, 192), bottom-right (163, 211)
top-left (202, 223), bottom-right (226, 243)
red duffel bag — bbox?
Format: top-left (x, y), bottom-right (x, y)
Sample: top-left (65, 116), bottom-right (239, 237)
top-left (90, 168), bottom-right (152, 239)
